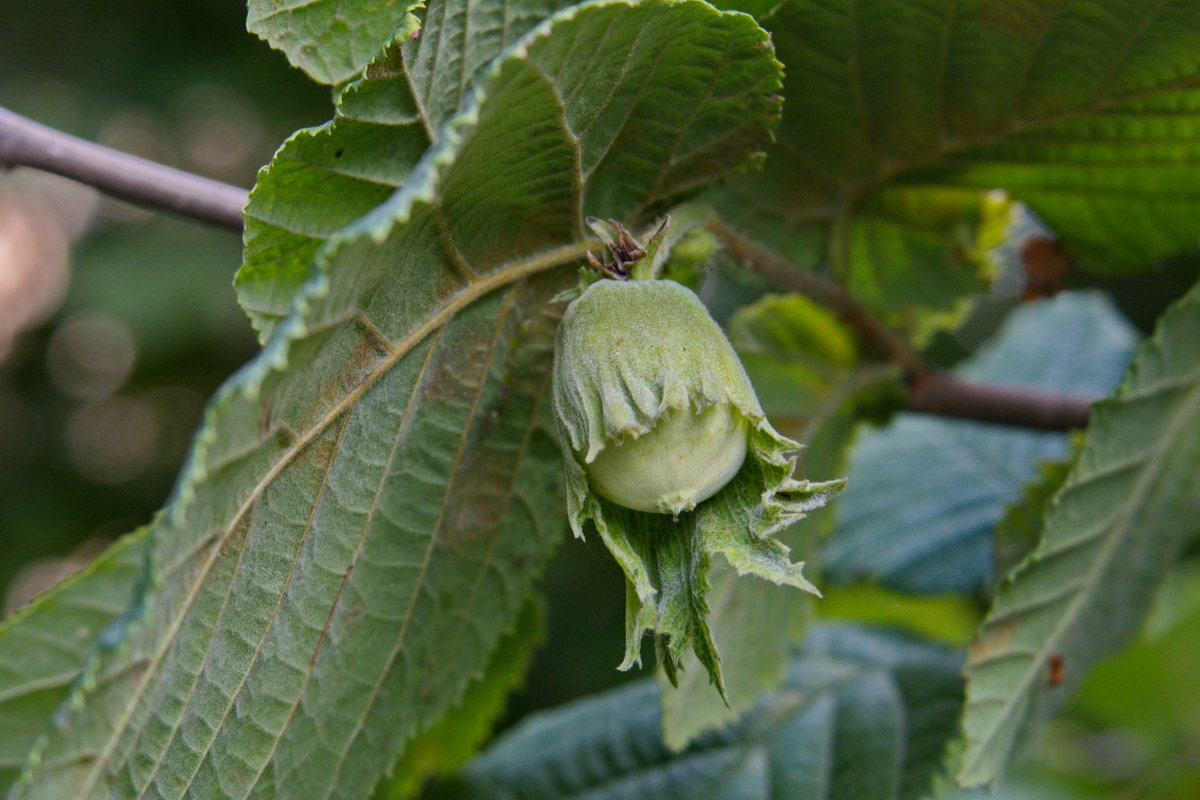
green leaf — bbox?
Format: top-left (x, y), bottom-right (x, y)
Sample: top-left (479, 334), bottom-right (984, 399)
top-left (721, 0), bottom-right (1200, 319)
top-left (843, 188), bottom-right (1013, 335)
top-left (728, 293), bottom-right (864, 418)
top-left (1074, 563), bottom-right (1200, 745)
top-left (656, 293), bottom-right (893, 750)
top-left (0, 531), bottom-right (146, 795)
top-left (992, 455), bottom-right (1076, 580)
top-left (818, 584), bottom-right (981, 648)
top-left (240, 0), bottom-right (565, 340)
top-left (246, 0), bottom-right (423, 85)
top-left (825, 292), bottom-right (1136, 595)
top-left (448, 624), bottom-right (964, 800)
top-left (372, 596), bottom-right (544, 799)
top-left (706, 0), bottom-right (786, 20)
top-left (239, 44), bottom-right (426, 339)
top-left (11, 2), bottom-right (784, 797)
top-left (928, 776), bottom-right (1077, 800)
top-left (958, 277), bottom-right (1200, 786)
top-left (240, 0), bottom-right (781, 338)
top-left (656, 557), bottom-right (810, 752)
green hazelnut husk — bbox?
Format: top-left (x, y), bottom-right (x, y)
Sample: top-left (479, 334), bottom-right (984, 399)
top-left (552, 276), bottom-right (845, 698)
top-left (554, 279), bottom-right (758, 515)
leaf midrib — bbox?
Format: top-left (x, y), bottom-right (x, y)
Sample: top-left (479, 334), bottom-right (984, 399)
top-left (57, 239), bottom-right (592, 799)
top-left (962, 359), bottom-right (1200, 778)
top-left (313, 286), bottom-right (522, 793)
top-left (129, 408), bottom-right (352, 800)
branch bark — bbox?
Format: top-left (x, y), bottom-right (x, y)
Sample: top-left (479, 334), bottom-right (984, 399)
top-left (0, 106), bottom-right (1096, 432)
top-left (708, 220), bottom-right (1094, 431)
top-left (710, 219), bottom-right (928, 382)
top-left (0, 105), bottom-right (248, 231)
top-left (906, 373), bottom-right (1093, 431)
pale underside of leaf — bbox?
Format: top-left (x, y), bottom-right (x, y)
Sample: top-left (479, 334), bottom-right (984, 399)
top-left (0, 530), bottom-right (146, 795)
top-left (958, 277), bottom-right (1200, 785)
top-left (452, 624), bottom-right (964, 800)
top-left (371, 596), bottom-right (545, 799)
top-left (825, 292), bottom-right (1137, 595)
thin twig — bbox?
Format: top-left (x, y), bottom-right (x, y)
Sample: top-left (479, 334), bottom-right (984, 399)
top-left (907, 373), bottom-right (1093, 431)
top-left (710, 219), bottom-right (928, 380)
top-left (0, 105), bottom-right (248, 230)
top-left (0, 108), bottom-right (1100, 432)
top-left (708, 219), bottom-right (1094, 431)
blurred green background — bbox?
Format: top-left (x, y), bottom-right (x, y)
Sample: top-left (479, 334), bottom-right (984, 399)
top-left (1, 2), bottom-right (1198, 798)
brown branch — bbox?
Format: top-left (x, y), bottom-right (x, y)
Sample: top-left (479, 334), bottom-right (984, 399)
top-left (0, 105), bottom-right (248, 231)
top-left (710, 219), bottom-right (928, 381)
top-left (0, 109), bottom-right (1100, 432)
top-left (708, 219), bottom-right (1094, 431)
top-left (907, 373), bottom-right (1093, 431)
